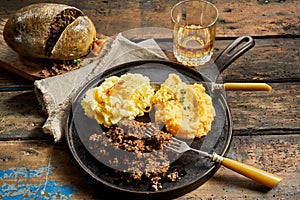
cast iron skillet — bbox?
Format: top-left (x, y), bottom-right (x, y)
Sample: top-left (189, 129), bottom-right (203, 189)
top-left (66, 36), bottom-right (254, 199)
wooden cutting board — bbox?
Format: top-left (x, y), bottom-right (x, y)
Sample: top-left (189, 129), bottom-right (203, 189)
top-left (0, 18), bottom-right (45, 81)
top-left (0, 18), bottom-right (108, 81)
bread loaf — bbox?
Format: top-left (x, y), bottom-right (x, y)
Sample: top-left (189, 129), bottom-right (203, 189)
top-left (3, 3), bottom-right (96, 60)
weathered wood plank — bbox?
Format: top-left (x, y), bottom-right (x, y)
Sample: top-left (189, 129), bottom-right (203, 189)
top-left (227, 82), bottom-right (300, 135)
top-left (218, 38), bottom-right (300, 82)
top-left (160, 37), bottom-right (300, 83)
top-left (180, 134), bottom-right (300, 200)
top-left (0, 134), bottom-right (298, 199)
top-left (0, 91), bottom-right (47, 140)
top-left (0, 0), bottom-right (299, 37)
top-left (0, 68), bottom-right (33, 90)
top-left (68, 0), bottom-right (300, 37)
top-left (1, 37), bottom-right (299, 87)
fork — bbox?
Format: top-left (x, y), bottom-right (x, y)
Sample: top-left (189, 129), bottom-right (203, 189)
top-left (145, 127), bottom-right (282, 188)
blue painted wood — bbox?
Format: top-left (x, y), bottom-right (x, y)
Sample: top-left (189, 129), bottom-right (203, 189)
top-left (0, 166), bottom-right (74, 199)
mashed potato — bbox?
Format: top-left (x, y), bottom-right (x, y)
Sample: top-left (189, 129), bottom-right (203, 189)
top-left (81, 72), bottom-right (215, 138)
top-left (191, 83), bottom-right (216, 138)
top-left (151, 74), bottom-right (215, 139)
top-left (81, 73), bottom-right (154, 127)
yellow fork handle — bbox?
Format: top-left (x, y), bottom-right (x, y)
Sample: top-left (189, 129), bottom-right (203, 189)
top-left (221, 157), bottom-right (282, 188)
top-left (224, 83), bottom-right (272, 91)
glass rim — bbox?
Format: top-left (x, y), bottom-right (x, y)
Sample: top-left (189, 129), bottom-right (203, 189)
top-left (170, 0), bottom-right (219, 28)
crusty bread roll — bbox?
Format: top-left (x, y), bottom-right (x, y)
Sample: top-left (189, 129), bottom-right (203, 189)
top-left (3, 3), bottom-right (96, 60)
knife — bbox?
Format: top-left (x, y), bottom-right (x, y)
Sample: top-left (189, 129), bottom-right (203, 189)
top-left (214, 82), bottom-right (272, 91)
top-left (151, 82), bottom-right (272, 91)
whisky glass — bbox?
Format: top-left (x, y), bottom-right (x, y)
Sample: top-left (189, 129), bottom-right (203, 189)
top-left (171, 0), bottom-right (219, 66)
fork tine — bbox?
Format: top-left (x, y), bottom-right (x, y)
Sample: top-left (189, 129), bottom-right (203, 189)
top-left (169, 141), bottom-right (181, 148)
top-left (170, 139), bottom-right (181, 146)
top-left (145, 125), bottom-right (156, 137)
top-left (145, 125), bottom-right (211, 156)
top-left (165, 145), bottom-right (178, 152)
top-left (145, 124), bottom-right (188, 154)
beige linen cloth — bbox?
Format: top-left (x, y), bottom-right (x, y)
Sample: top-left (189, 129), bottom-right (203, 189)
top-left (34, 34), bottom-right (168, 142)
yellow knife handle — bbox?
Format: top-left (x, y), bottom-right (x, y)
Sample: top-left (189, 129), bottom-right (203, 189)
top-left (224, 83), bottom-right (272, 91)
top-left (221, 157), bottom-right (282, 188)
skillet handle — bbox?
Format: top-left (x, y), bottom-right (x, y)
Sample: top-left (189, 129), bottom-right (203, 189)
top-left (214, 36), bottom-right (255, 74)
top-left (211, 153), bottom-right (282, 188)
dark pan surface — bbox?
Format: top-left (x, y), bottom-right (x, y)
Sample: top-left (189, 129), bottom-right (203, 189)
top-left (66, 60), bottom-right (233, 199)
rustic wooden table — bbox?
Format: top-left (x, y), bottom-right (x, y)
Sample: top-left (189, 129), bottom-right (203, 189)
top-left (0, 0), bottom-right (299, 199)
